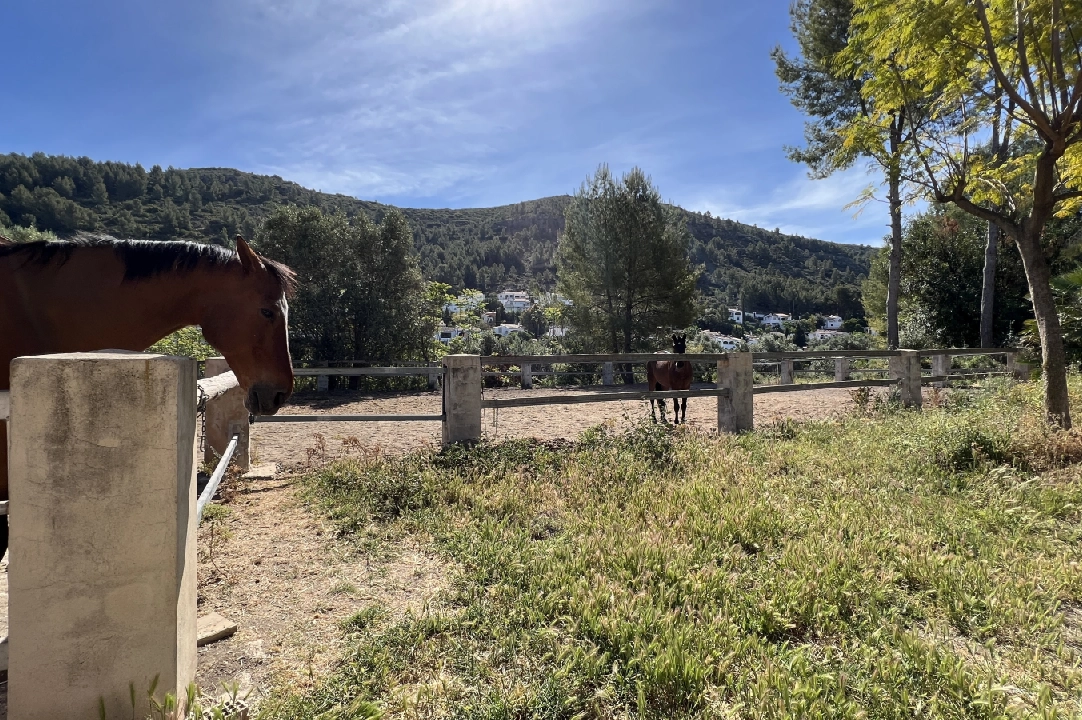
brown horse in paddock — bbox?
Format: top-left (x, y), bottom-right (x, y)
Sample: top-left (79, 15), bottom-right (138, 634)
top-left (0, 234), bottom-right (296, 558)
top-left (646, 333), bottom-right (693, 424)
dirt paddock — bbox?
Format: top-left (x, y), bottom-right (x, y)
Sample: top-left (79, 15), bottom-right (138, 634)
top-left (251, 383), bottom-right (871, 468)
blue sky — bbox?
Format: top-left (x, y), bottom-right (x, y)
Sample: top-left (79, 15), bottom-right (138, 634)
top-left (5, 0), bottom-right (892, 246)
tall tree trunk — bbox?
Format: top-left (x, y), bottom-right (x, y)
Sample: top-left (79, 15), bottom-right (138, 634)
top-left (886, 118), bottom-right (903, 350)
top-left (621, 302), bottom-right (634, 384)
top-left (980, 221), bottom-right (999, 347)
top-left (1015, 225), bottom-right (1071, 427)
top-left (886, 171), bottom-right (902, 350)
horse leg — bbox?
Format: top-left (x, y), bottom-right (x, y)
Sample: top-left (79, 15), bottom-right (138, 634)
top-left (655, 384), bottom-right (668, 424)
top-left (649, 398), bottom-right (658, 423)
top-left (680, 398), bottom-right (687, 424)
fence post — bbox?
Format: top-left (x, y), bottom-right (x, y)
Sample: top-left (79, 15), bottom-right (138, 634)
top-left (316, 361), bottom-right (329, 392)
top-left (521, 362), bottom-right (533, 389)
top-left (889, 349), bottom-right (922, 408)
top-left (443, 354), bottom-right (481, 445)
top-left (834, 357), bottom-right (851, 381)
top-left (7, 351), bottom-right (197, 719)
top-left (602, 362), bottom-right (614, 386)
top-left (717, 352), bottom-right (754, 433)
top-left (1006, 351), bottom-right (1032, 381)
top-left (780, 359), bottom-right (794, 385)
top-left (931, 353), bottom-right (951, 387)
top-left (428, 364), bottom-right (440, 391)
top-left (203, 357), bottom-right (250, 472)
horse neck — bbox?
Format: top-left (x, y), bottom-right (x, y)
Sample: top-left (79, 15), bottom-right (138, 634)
top-left (18, 260), bottom-right (217, 355)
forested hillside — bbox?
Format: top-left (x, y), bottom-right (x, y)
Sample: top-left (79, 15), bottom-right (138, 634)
top-left (0, 152), bottom-right (874, 316)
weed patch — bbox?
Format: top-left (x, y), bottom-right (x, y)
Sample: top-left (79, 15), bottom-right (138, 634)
top-left (263, 383), bottom-right (1082, 719)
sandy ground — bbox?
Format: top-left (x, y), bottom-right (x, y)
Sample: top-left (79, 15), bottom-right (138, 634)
top-left (252, 383), bottom-right (866, 468)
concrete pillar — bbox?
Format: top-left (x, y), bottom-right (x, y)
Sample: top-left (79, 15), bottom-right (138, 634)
top-left (931, 353), bottom-right (951, 387)
top-left (602, 362), bottom-right (614, 386)
top-left (428, 365), bottom-right (440, 391)
top-left (443, 354), bottom-right (481, 445)
top-left (834, 357), bottom-right (851, 382)
top-left (1007, 352), bottom-right (1032, 381)
top-left (203, 357), bottom-right (250, 471)
top-left (521, 362), bottom-right (533, 390)
top-left (7, 351), bottom-right (197, 720)
top-left (889, 349), bottom-right (922, 408)
top-left (780, 359), bottom-right (794, 385)
top-left (717, 352), bottom-right (754, 433)
top-left (316, 373), bottom-right (329, 392)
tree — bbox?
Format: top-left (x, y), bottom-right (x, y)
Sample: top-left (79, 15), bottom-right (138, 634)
top-left (773, 0), bottom-right (922, 348)
top-left (556, 165), bottom-right (699, 357)
top-left (256, 205), bottom-right (435, 367)
top-left (846, 0), bottom-right (1082, 426)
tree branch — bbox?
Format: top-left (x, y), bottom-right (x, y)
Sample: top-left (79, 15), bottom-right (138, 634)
top-left (1051, 0), bottom-right (1070, 112)
top-left (973, 0), bottom-right (1054, 137)
top-left (1053, 189), bottom-right (1082, 202)
top-left (950, 192), bottom-right (1020, 237)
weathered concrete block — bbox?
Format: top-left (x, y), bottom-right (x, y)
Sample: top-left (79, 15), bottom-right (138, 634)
top-left (834, 357), bottom-right (851, 382)
top-left (602, 362), bottom-right (614, 386)
top-left (889, 349), bottom-right (922, 408)
top-left (443, 354), bottom-right (481, 445)
top-left (7, 351), bottom-right (197, 720)
top-left (717, 353), bottom-right (754, 433)
top-left (521, 362), bottom-right (533, 390)
top-left (931, 353), bottom-right (951, 387)
top-left (780, 359), bottom-right (794, 385)
top-left (203, 357), bottom-right (250, 471)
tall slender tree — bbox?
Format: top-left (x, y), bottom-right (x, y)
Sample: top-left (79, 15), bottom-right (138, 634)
top-left (773, 0), bottom-right (920, 348)
top-left (846, 0), bottom-right (1082, 426)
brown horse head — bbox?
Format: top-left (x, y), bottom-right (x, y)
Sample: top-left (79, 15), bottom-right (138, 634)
top-left (199, 237), bottom-right (296, 415)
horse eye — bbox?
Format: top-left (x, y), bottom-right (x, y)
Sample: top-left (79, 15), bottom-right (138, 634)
top-left (260, 308), bottom-right (274, 319)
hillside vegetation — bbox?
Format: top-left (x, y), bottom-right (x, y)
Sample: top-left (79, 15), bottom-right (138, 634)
top-left (0, 152), bottom-right (873, 317)
top-left (265, 380), bottom-right (1082, 719)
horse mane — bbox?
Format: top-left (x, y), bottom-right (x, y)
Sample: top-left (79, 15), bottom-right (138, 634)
top-left (0, 234), bottom-right (296, 297)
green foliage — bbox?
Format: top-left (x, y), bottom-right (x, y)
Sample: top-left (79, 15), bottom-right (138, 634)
top-left (864, 208), bottom-right (1033, 348)
top-left (0, 153), bottom-right (872, 324)
top-left (268, 381), bottom-right (1082, 718)
top-left (557, 165), bottom-right (700, 352)
top-left (147, 326), bottom-right (217, 360)
top-left (256, 205), bottom-right (435, 364)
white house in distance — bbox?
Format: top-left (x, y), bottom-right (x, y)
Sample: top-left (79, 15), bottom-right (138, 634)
top-left (760, 313), bottom-right (790, 329)
top-left (497, 291), bottom-right (531, 313)
top-left (546, 325), bottom-right (568, 338)
top-left (823, 315), bottom-right (844, 330)
top-left (493, 323), bottom-right (526, 337)
top-left (435, 326), bottom-right (464, 344)
top-left (728, 308), bottom-right (743, 324)
top-left (444, 290), bottom-right (485, 315)
top-left (810, 329), bottom-right (848, 341)
top-left (482, 311), bottom-right (497, 325)
top-left (703, 331), bottom-right (742, 350)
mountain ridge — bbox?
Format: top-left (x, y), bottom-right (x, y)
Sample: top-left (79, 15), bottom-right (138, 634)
top-left (0, 152), bottom-right (873, 317)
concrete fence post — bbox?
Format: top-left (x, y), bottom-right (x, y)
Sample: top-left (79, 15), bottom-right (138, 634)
top-left (521, 362), bottom-right (533, 390)
top-left (602, 362), bottom-right (614, 386)
top-left (834, 357), bottom-right (851, 382)
top-left (316, 361), bottom-right (329, 392)
top-left (443, 354), bottom-right (481, 445)
top-left (203, 357), bottom-right (250, 471)
top-left (931, 353), bottom-right (951, 387)
top-left (780, 359), bottom-right (794, 385)
top-left (889, 349), bottom-right (922, 408)
top-left (1007, 351), bottom-right (1032, 381)
top-left (717, 352), bottom-right (754, 433)
top-left (428, 365), bottom-right (440, 391)
top-left (7, 351), bottom-right (197, 720)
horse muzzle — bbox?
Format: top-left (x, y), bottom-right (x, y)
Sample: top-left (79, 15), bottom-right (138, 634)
top-left (246, 384), bottom-right (290, 415)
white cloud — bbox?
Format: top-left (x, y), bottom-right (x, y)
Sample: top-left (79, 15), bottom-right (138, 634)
top-left (681, 165), bottom-right (894, 244)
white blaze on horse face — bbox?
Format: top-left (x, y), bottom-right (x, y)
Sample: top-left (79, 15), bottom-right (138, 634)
top-left (278, 297), bottom-right (291, 355)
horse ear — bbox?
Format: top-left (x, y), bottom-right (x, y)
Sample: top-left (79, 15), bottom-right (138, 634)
top-left (672, 334), bottom-right (678, 344)
top-left (235, 235), bottom-right (262, 273)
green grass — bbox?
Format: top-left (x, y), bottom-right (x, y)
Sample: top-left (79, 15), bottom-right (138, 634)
top-left (261, 379), bottom-right (1082, 719)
